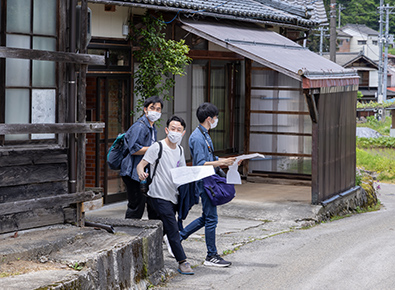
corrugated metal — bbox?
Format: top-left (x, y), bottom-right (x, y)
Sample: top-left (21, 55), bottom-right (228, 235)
top-left (312, 90), bottom-right (357, 204)
top-left (181, 19), bottom-right (357, 84)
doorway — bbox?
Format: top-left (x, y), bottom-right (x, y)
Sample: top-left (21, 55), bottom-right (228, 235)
top-left (86, 76), bottom-right (131, 203)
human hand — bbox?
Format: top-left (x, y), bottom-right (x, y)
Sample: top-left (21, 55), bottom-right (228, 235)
top-left (220, 157), bottom-right (236, 167)
top-left (137, 169), bottom-right (149, 181)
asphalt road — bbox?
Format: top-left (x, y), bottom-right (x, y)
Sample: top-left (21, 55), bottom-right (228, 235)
top-left (157, 183), bottom-right (395, 290)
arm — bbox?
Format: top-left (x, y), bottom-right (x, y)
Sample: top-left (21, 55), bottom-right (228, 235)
top-left (132, 147), bottom-right (149, 155)
top-left (136, 159), bottom-right (149, 180)
top-left (125, 121), bottom-right (151, 156)
top-left (204, 157), bottom-right (236, 167)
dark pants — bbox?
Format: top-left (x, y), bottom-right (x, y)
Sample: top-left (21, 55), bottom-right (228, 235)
top-left (149, 197), bottom-right (187, 262)
top-left (122, 176), bottom-right (158, 220)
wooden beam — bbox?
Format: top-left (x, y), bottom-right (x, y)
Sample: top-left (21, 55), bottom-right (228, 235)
top-left (0, 191), bottom-right (101, 216)
top-left (0, 47), bottom-right (105, 65)
top-left (0, 122), bottom-right (105, 134)
top-left (250, 110), bottom-right (309, 115)
top-left (253, 151), bottom-right (312, 158)
top-left (251, 86), bottom-right (303, 91)
top-left (250, 131), bottom-right (312, 137)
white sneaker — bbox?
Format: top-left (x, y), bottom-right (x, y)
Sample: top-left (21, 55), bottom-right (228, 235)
top-left (163, 235), bottom-right (175, 258)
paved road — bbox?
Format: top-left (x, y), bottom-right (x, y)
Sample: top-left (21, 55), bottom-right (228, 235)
top-left (156, 183), bottom-right (395, 290)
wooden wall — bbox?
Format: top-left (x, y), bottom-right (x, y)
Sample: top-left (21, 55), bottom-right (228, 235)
top-left (0, 148), bottom-right (70, 234)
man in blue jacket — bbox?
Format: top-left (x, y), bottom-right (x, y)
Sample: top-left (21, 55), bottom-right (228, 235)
top-left (180, 103), bottom-right (236, 267)
top-left (120, 96), bottom-right (163, 219)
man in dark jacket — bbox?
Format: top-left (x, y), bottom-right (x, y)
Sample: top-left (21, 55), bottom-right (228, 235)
top-left (120, 96), bottom-right (163, 219)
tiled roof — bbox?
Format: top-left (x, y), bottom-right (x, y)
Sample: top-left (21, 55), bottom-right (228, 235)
top-left (91, 0), bottom-right (327, 28)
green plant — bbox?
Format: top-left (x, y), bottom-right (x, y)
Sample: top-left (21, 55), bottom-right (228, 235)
top-left (357, 91), bottom-right (363, 99)
top-left (70, 262), bottom-right (83, 271)
top-left (357, 148), bottom-right (395, 182)
top-left (357, 115), bottom-right (392, 136)
top-left (129, 13), bottom-right (192, 114)
top-left (357, 100), bottom-right (395, 109)
top-left (356, 137), bottom-right (395, 148)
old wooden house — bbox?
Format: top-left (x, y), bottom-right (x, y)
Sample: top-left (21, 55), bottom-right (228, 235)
top-left (0, 0), bottom-right (360, 235)
top-left (0, 1), bottom-right (104, 234)
top-left (83, 0), bottom-right (359, 206)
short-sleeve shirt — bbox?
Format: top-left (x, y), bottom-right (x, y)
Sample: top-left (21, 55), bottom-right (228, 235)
top-left (143, 140), bottom-right (186, 204)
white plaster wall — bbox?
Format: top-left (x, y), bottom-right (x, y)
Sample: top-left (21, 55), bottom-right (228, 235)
top-left (369, 70), bottom-right (379, 87)
top-left (341, 27), bottom-right (379, 61)
top-left (89, 3), bottom-right (130, 39)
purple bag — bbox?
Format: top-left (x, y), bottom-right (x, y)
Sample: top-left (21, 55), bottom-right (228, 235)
top-left (202, 174), bottom-right (236, 206)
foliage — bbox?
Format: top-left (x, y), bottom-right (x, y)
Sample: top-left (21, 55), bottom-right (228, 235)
top-left (129, 13), bottom-right (192, 114)
top-left (322, 0), bottom-right (395, 35)
top-left (357, 101), bottom-right (395, 109)
top-left (357, 137), bottom-right (395, 148)
top-left (357, 114), bottom-right (392, 135)
top-left (357, 91), bottom-right (363, 99)
top-left (357, 148), bottom-right (395, 182)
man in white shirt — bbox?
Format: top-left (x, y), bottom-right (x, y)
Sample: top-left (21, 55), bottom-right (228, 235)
top-left (136, 115), bottom-right (194, 275)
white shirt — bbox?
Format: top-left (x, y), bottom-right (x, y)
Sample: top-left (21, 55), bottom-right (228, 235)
top-left (143, 139), bottom-right (186, 204)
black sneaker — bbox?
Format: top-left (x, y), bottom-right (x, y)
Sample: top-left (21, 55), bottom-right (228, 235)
top-left (203, 254), bottom-right (231, 267)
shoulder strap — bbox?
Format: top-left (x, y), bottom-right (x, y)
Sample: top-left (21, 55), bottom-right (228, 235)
top-left (151, 141), bottom-right (163, 181)
top-left (197, 126), bottom-right (214, 156)
top-left (178, 145), bottom-right (182, 156)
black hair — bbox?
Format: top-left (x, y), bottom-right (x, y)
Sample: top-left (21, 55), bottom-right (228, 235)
top-left (166, 115), bottom-right (186, 129)
top-left (196, 102), bottom-right (219, 123)
top-left (143, 96), bottom-right (163, 109)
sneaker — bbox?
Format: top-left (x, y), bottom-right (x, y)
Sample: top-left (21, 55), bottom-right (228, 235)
top-left (203, 254), bottom-right (231, 267)
top-left (163, 235), bottom-right (175, 258)
top-left (178, 261), bottom-right (194, 275)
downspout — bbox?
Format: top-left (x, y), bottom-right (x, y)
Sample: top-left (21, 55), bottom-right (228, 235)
top-left (68, 0), bottom-right (77, 193)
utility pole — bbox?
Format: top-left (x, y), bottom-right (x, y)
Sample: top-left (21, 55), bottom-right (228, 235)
top-left (338, 3), bottom-right (343, 28)
top-left (378, 0), bottom-right (384, 102)
top-left (383, 4), bottom-right (390, 102)
top-left (320, 26), bottom-right (324, 55)
top-left (330, 0), bottom-right (337, 62)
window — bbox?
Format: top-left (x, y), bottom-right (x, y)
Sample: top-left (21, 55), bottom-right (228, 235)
top-left (373, 40), bottom-right (378, 45)
top-left (358, 40), bottom-right (367, 45)
top-left (1, 0), bottom-right (58, 142)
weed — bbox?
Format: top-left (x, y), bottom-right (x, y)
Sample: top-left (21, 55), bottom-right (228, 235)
top-left (70, 262), bottom-right (83, 271)
top-left (330, 214), bottom-right (352, 221)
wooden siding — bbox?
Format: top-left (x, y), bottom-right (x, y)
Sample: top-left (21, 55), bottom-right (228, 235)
top-left (0, 148), bottom-right (69, 234)
top-left (311, 90), bottom-right (357, 204)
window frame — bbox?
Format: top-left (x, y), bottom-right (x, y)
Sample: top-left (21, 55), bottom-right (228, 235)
top-left (0, 0), bottom-right (59, 145)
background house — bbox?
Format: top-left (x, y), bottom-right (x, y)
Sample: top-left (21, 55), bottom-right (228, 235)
top-left (338, 24), bottom-right (380, 62)
top-left (84, 0), bottom-right (359, 205)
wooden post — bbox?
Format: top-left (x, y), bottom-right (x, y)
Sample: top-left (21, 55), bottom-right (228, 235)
top-left (243, 58), bottom-right (252, 176)
top-left (76, 0), bottom-right (89, 226)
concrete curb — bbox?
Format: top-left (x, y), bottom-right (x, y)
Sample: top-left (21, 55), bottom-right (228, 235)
top-left (0, 218), bottom-right (165, 289)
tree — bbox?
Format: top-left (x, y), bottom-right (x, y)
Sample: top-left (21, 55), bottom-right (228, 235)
top-left (129, 13), bottom-right (192, 114)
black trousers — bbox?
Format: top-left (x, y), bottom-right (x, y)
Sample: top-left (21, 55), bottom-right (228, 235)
top-left (122, 176), bottom-right (158, 220)
top-left (149, 197), bottom-right (187, 262)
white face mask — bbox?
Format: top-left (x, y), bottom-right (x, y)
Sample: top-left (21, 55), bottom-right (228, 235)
top-left (210, 118), bottom-right (218, 129)
top-left (147, 111), bottom-right (161, 122)
top-left (167, 130), bottom-right (183, 144)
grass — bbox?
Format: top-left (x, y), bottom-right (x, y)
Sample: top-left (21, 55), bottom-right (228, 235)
top-left (357, 148), bottom-right (395, 182)
top-left (329, 200), bottom-right (382, 222)
top-left (356, 115), bottom-right (395, 183)
top-left (357, 115), bottom-right (391, 136)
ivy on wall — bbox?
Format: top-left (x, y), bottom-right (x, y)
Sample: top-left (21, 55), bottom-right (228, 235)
top-left (129, 13), bottom-right (192, 114)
